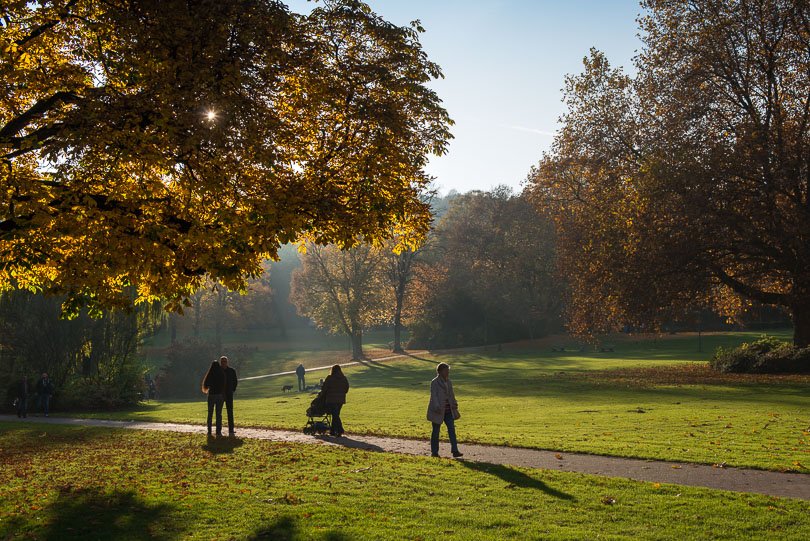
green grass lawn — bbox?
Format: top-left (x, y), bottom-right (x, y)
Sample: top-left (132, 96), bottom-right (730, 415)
top-left (77, 331), bottom-right (810, 472)
top-left (142, 328), bottom-right (400, 377)
top-left (1, 423), bottom-right (807, 541)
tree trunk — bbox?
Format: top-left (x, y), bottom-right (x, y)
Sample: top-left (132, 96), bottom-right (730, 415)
top-left (792, 303), bottom-right (810, 348)
top-left (350, 332), bottom-right (364, 360)
top-left (169, 313), bottom-right (177, 344)
top-left (392, 295), bottom-right (404, 353)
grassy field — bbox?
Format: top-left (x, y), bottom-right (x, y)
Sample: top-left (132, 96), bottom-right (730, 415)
top-left (1, 423), bottom-right (807, 541)
top-left (77, 331), bottom-right (810, 472)
top-left (142, 328), bottom-right (399, 377)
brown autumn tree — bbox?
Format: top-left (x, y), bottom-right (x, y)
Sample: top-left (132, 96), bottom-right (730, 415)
top-left (0, 0), bottom-right (451, 314)
top-left (528, 1), bottom-right (810, 347)
top-left (290, 243), bottom-right (390, 359)
top-left (408, 188), bottom-right (561, 347)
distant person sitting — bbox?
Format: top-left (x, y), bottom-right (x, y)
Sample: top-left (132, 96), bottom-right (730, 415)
top-left (296, 363), bottom-right (306, 392)
top-left (220, 356), bottom-right (238, 437)
top-left (321, 365), bottom-right (349, 437)
top-left (36, 372), bottom-right (54, 417)
top-left (201, 360), bottom-right (225, 437)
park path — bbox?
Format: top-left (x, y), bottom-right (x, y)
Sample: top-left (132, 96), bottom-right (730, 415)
top-left (3, 415), bottom-right (808, 501)
top-left (240, 351), bottom-right (430, 382)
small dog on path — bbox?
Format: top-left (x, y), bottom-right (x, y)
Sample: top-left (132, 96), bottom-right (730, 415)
top-left (282, 384), bottom-right (293, 393)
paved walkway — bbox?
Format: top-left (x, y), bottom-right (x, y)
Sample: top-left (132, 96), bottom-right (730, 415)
top-left (3, 415), bottom-right (808, 501)
top-left (240, 351), bottom-right (429, 381)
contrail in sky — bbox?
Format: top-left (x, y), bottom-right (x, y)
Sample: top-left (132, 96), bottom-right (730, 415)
top-left (508, 125), bottom-right (557, 136)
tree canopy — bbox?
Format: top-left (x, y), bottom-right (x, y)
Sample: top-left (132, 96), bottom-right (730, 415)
top-left (408, 189), bottom-right (561, 347)
top-left (528, 0), bottom-right (810, 346)
top-left (290, 243), bottom-right (389, 359)
top-left (0, 0), bottom-right (451, 314)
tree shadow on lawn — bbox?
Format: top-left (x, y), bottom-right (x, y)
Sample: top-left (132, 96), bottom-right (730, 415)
top-left (249, 515), bottom-right (349, 541)
top-left (457, 461), bottom-right (576, 501)
top-left (20, 487), bottom-right (179, 541)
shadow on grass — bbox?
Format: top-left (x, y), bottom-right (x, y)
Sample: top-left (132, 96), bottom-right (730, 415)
top-left (249, 515), bottom-right (349, 541)
top-left (457, 461), bottom-right (576, 501)
top-left (202, 436), bottom-right (244, 454)
top-left (29, 488), bottom-right (177, 540)
top-left (0, 422), bottom-right (114, 461)
top-left (313, 434), bottom-right (385, 452)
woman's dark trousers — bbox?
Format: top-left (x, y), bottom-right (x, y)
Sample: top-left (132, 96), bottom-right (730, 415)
top-left (327, 403), bottom-right (344, 436)
top-left (207, 393), bottom-right (224, 436)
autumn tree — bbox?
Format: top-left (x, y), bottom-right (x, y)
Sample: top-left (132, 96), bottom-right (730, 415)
top-left (0, 0), bottom-right (451, 314)
top-left (529, 1), bottom-right (810, 348)
top-left (384, 244), bottom-right (419, 352)
top-left (409, 188), bottom-right (561, 347)
top-left (290, 244), bottom-right (389, 359)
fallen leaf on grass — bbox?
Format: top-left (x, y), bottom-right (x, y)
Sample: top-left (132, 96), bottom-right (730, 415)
top-left (554, 453), bottom-right (563, 460)
top-left (671, 465), bottom-right (682, 469)
top-left (601, 496), bottom-right (617, 505)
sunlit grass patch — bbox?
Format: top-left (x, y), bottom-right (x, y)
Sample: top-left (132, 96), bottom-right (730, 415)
top-left (75, 332), bottom-right (810, 471)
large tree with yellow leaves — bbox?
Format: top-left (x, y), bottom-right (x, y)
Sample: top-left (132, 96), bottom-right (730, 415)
top-left (0, 0), bottom-right (451, 314)
top-left (529, 0), bottom-right (810, 347)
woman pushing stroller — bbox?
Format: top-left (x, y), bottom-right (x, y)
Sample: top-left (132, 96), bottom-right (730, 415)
top-left (321, 364), bottom-right (349, 437)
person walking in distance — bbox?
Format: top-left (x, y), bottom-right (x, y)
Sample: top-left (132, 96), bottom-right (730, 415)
top-left (296, 363), bottom-right (306, 391)
top-left (220, 356), bottom-right (238, 437)
top-left (36, 372), bottom-right (54, 417)
top-left (321, 364), bottom-right (349, 437)
top-left (202, 360), bottom-right (225, 437)
top-left (427, 363), bottom-right (463, 458)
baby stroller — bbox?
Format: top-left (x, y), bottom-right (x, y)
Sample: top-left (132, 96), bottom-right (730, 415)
top-left (303, 391), bottom-right (332, 435)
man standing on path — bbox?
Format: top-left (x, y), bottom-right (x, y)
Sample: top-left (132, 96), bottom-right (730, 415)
top-left (36, 372), bottom-right (53, 417)
top-left (296, 363), bottom-right (306, 391)
top-left (221, 356), bottom-right (238, 437)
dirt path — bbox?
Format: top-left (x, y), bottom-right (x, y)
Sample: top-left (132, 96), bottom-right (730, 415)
top-left (3, 415), bottom-right (807, 501)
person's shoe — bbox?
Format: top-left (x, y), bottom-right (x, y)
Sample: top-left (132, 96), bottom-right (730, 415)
top-left (431, 453), bottom-right (440, 457)
top-left (228, 432), bottom-right (236, 437)
top-left (452, 451), bottom-right (464, 458)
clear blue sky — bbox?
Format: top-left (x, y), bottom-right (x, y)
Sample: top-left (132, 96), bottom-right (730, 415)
top-left (286, 1), bottom-right (643, 194)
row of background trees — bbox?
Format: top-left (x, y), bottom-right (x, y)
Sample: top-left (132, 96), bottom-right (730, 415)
top-left (0, 183), bottom-right (793, 408)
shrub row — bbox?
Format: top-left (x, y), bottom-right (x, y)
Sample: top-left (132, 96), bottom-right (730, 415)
top-left (710, 336), bottom-right (810, 374)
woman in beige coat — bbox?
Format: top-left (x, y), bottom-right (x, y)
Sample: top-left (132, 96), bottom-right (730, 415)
top-left (427, 362), bottom-right (462, 457)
